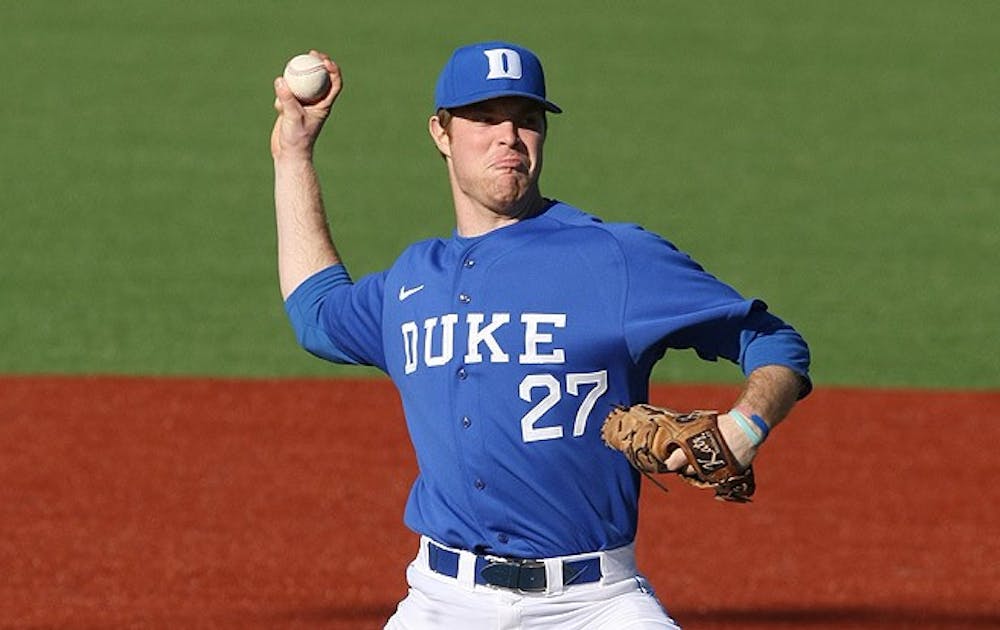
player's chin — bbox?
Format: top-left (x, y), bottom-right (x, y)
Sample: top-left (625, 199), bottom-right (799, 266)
top-left (494, 168), bottom-right (533, 190)
top-left (490, 167), bottom-right (528, 188)
top-left (489, 179), bottom-right (530, 208)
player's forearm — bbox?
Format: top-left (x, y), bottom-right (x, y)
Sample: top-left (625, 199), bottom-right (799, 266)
top-left (274, 155), bottom-right (341, 299)
top-left (732, 364), bottom-right (805, 431)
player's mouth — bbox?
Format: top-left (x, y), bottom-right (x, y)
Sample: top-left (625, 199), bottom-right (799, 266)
top-left (491, 155), bottom-right (528, 172)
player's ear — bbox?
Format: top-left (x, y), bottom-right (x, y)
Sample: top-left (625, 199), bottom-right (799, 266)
top-left (429, 115), bottom-right (451, 158)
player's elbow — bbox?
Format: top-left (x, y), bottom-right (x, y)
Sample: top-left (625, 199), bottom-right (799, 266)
top-left (739, 317), bottom-right (812, 398)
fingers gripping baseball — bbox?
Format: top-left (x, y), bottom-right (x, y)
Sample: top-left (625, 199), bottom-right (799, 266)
top-left (271, 51), bottom-right (343, 160)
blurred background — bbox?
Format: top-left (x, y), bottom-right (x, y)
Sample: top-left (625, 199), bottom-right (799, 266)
top-left (1, 0), bottom-right (997, 389)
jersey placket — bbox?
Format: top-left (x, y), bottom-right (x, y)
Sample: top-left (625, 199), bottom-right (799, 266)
top-left (451, 242), bottom-right (496, 544)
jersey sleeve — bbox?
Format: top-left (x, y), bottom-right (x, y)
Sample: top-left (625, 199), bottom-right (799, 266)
top-left (283, 264), bottom-right (388, 371)
top-left (618, 225), bottom-right (811, 394)
top-left (738, 307), bottom-right (812, 397)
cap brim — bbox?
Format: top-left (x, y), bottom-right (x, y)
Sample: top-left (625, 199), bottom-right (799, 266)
top-left (438, 90), bottom-right (562, 114)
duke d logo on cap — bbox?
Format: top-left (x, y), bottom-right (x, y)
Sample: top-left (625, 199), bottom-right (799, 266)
top-left (434, 41), bottom-right (562, 113)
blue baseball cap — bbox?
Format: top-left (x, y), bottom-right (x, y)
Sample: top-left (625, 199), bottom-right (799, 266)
top-left (434, 41), bottom-right (562, 113)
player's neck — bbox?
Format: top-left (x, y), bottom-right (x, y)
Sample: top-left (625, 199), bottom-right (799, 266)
top-left (454, 191), bottom-right (546, 238)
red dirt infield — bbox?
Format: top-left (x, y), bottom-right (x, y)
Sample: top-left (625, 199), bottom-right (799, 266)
top-left (1, 376), bottom-right (997, 629)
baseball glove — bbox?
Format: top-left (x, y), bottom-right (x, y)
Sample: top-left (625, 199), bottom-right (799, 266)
top-left (601, 404), bottom-right (755, 502)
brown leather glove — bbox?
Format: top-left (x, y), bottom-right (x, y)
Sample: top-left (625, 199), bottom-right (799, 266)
top-left (601, 404), bottom-right (755, 502)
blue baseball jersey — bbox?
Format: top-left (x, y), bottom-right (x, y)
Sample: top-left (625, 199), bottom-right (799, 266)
top-left (285, 201), bottom-right (810, 558)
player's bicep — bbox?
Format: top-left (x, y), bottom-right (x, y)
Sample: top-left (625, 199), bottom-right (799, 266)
top-left (662, 299), bottom-right (762, 363)
top-left (619, 227), bottom-right (752, 363)
top-left (284, 264), bottom-right (387, 369)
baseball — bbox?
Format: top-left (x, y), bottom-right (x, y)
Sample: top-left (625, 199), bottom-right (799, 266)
top-left (282, 53), bottom-right (331, 104)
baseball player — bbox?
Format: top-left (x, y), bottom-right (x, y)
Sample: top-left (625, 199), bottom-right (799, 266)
top-left (271, 42), bottom-right (811, 629)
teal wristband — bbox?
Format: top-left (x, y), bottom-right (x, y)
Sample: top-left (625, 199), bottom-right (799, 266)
top-left (729, 409), bottom-right (764, 447)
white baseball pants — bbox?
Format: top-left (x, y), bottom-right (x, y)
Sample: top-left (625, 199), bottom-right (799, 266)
top-left (384, 537), bottom-right (681, 630)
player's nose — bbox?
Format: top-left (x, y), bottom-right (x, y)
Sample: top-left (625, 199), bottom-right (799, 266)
top-left (495, 119), bottom-right (521, 146)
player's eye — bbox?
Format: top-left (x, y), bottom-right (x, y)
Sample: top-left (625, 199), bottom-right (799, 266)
top-left (519, 113), bottom-right (545, 132)
top-left (467, 112), bottom-right (499, 125)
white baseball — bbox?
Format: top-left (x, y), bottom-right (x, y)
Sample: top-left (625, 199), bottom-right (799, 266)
top-left (282, 53), bottom-right (331, 104)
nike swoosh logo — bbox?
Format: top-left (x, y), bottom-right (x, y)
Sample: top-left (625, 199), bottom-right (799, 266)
top-left (398, 284), bottom-right (425, 301)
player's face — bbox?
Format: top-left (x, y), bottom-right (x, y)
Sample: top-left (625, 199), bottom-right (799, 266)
top-left (438, 97), bottom-right (546, 216)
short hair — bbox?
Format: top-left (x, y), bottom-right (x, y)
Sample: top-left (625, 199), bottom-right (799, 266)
top-left (432, 108), bottom-right (452, 159)
top-left (436, 108), bottom-right (453, 130)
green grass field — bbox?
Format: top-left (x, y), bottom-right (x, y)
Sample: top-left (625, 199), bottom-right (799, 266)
top-left (1, 1), bottom-right (997, 388)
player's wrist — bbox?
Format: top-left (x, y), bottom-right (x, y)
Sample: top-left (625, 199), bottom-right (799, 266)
top-left (273, 146), bottom-right (316, 167)
top-left (729, 407), bottom-right (769, 448)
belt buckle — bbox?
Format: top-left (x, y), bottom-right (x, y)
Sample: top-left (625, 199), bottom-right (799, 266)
top-left (481, 556), bottom-right (547, 593)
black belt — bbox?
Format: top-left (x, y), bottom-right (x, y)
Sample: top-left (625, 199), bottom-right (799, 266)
top-left (426, 540), bottom-right (602, 592)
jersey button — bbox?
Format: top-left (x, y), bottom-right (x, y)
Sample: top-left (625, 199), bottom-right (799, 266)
top-left (457, 367), bottom-right (467, 380)
top-left (497, 533), bottom-right (509, 544)
top-left (474, 479), bottom-right (486, 490)
top-left (458, 293), bottom-right (471, 304)
top-left (464, 259), bottom-right (476, 268)
top-left (462, 416), bottom-right (472, 428)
